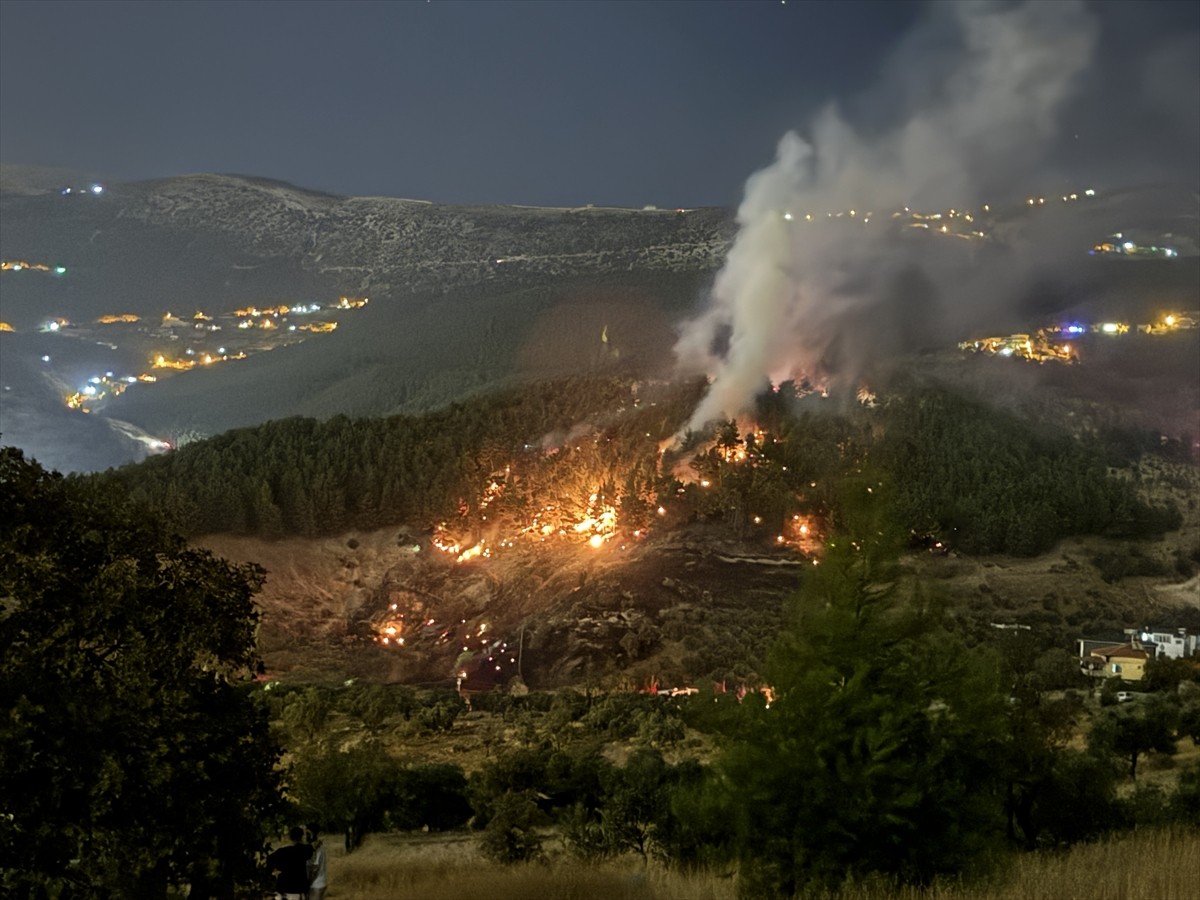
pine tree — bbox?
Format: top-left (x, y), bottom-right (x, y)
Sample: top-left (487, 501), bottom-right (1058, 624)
top-left (722, 479), bottom-right (1009, 895)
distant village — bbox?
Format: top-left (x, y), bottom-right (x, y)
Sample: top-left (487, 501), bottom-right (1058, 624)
top-left (959, 311), bottom-right (1199, 365)
top-left (0, 275), bottom-right (369, 415)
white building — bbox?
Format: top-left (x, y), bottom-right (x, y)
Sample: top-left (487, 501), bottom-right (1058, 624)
top-left (1138, 627), bottom-right (1197, 660)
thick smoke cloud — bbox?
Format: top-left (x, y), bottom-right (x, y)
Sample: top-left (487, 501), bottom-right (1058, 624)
top-left (676, 0), bottom-right (1098, 431)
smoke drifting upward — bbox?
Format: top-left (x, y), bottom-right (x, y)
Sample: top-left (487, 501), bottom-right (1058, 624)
top-left (676, 0), bottom-right (1098, 431)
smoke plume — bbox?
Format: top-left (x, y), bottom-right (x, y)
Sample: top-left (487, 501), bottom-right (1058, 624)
top-left (676, 0), bottom-right (1098, 431)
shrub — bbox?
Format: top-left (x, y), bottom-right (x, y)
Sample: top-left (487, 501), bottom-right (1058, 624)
top-left (479, 791), bottom-right (545, 864)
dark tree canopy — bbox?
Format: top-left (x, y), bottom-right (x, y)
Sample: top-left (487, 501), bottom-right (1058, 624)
top-left (721, 481), bottom-right (1011, 895)
top-left (876, 387), bottom-right (1180, 555)
top-left (0, 448), bottom-right (284, 898)
top-left (1088, 697), bottom-right (1180, 781)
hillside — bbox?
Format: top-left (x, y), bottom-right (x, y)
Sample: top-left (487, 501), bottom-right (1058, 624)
top-left (95, 374), bottom-right (1197, 690)
top-left (0, 170), bottom-right (732, 471)
top-left (3, 168), bottom-right (1197, 474)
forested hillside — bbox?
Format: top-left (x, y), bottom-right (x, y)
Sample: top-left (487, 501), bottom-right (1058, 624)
top-left (97, 378), bottom-right (1179, 557)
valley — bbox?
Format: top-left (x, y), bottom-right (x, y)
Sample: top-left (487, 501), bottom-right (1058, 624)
top-left (4, 168), bottom-right (1198, 474)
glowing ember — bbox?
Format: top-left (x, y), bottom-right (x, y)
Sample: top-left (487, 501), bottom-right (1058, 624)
top-left (371, 617), bottom-right (407, 647)
top-left (457, 543), bottom-right (484, 563)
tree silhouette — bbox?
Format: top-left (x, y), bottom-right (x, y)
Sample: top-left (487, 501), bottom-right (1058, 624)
top-left (0, 447), bottom-right (284, 898)
top-left (1089, 697), bottom-right (1180, 780)
top-left (721, 479), bottom-right (1010, 894)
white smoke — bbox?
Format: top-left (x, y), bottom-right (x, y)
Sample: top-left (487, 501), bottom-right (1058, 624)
top-left (676, 0), bottom-right (1098, 431)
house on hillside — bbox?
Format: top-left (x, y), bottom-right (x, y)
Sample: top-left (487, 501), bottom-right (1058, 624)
top-left (1076, 636), bottom-right (1127, 660)
top-left (1138, 627), bottom-right (1197, 660)
top-left (1079, 641), bottom-right (1150, 681)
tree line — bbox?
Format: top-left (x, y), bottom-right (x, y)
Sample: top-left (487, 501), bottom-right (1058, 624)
top-left (96, 376), bottom-right (699, 539)
top-left (92, 378), bottom-right (1179, 560)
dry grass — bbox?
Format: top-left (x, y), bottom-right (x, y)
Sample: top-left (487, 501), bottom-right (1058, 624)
top-left (983, 826), bottom-right (1200, 900)
top-left (321, 828), bottom-right (1199, 900)
top-left (827, 827), bottom-right (1200, 900)
top-left (324, 832), bottom-right (732, 899)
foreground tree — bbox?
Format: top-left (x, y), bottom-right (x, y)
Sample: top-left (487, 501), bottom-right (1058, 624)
top-left (722, 481), bottom-right (1011, 897)
top-left (0, 448), bottom-right (284, 898)
top-left (290, 744), bottom-right (403, 851)
top-left (1088, 696), bottom-right (1179, 781)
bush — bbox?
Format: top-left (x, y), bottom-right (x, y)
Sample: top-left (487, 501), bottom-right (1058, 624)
top-left (1093, 549), bottom-right (1171, 583)
top-left (291, 744), bottom-right (403, 851)
top-left (391, 763), bottom-right (472, 832)
top-left (414, 700), bottom-right (462, 733)
top-left (1032, 648), bottom-right (1086, 691)
top-left (1170, 764), bottom-right (1200, 825)
top-left (470, 747), bottom-right (557, 827)
top-left (1099, 677), bottom-right (1125, 707)
top-left (580, 693), bottom-right (669, 739)
top-left (479, 791), bottom-right (545, 864)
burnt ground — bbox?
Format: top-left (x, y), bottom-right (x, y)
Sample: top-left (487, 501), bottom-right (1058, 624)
top-left (201, 521), bottom-right (811, 690)
top-left (200, 450), bottom-right (1200, 694)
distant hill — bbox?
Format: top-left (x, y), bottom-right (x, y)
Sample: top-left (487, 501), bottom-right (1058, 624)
top-left (1, 167), bottom-right (1196, 473)
top-left (0, 170), bottom-right (732, 470)
top-left (0, 170), bottom-right (734, 329)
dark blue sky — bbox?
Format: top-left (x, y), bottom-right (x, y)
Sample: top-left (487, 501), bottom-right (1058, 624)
top-left (1, 0), bottom-right (1196, 206)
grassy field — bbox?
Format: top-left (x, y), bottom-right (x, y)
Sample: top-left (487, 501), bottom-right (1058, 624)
top-left (317, 826), bottom-right (1200, 899)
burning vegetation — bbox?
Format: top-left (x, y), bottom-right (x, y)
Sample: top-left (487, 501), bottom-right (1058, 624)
top-left (110, 371), bottom-right (1185, 694)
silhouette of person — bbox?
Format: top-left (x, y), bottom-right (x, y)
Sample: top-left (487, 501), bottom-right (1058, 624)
top-left (266, 825), bottom-right (312, 900)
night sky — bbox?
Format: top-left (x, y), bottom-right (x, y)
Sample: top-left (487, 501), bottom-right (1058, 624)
top-left (1, 0), bottom-right (1196, 207)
